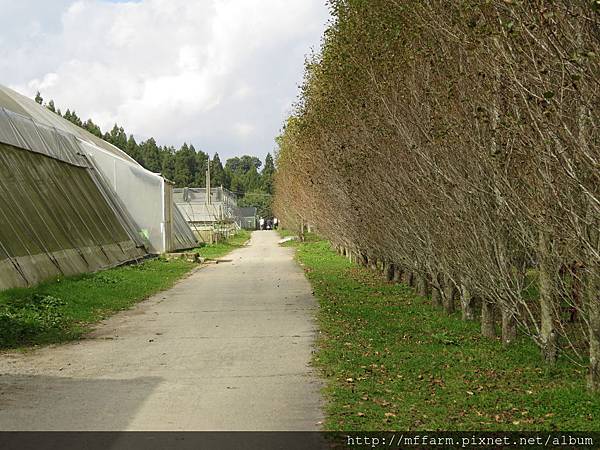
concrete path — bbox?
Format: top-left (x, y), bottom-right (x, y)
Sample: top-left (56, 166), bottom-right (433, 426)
top-left (0, 231), bottom-right (323, 430)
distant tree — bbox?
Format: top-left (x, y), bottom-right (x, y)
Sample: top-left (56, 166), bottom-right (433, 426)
top-left (46, 100), bottom-right (56, 113)
top-left (238, 189), bottom-right (272, 218)
top-left (108, 124), bottom-right (127, 151)
top-left (243, 165), bottom-right (261, 193)
top-left (225, 156), bottom-right (241, 174)
top-left (261, 152), bottom-right (275, 194)
top-left (211, 153), bottom-right (228, 188)
top-left (66, 110), bottom-right (83, 127)
top-left (140, 138), bottom-right (161, 172)
top-left (193, 146), bottom-right (208, 187)
top-left (229, 173), bottom-right (245, 196)
top-left (125, 135), bottom-right (142, 162)
top-left (161, 147), bottom-right (176, 181)
top-left (34, 91), bottom-right (43, 105)
top-left (174, 143), bottom-right (197, 187)
top-left (83, 119), bottom-right (103, 138)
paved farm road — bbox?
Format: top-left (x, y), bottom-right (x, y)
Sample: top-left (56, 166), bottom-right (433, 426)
top-left (0, 231), bottom-right (323, 430)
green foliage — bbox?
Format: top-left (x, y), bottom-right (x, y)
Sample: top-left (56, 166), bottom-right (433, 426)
top-left (106, 124), bottom-right (127, 151)
top-left (0, 258), bottom-right (194, 349)
top-left (173, 143), bottom-right (197, 187)
top-left (34, 91), bottom-right (43, 105)
top-left (296, 238), bottom-right (600, 431)
top-left (261, 152), bottom-right (275, 194)
top-left (210, 153), bottom-right (228, 187)
top-left (63, 109), bottom-right (83, 127)
top-left (0, 294), bottom-right (68, 347)
top-left (83, 119), bottom-right (103, 138)
top-left (194, 147), bottom-right (208, 187)
top-left (161, 147), bottom-right (176, 181)
top-left (139, 137), bottom-right (161, 172)
top-left (125, 134), bottom-right (142, 161)
top-left (225, 155), bottom-right (262, 175)
top-left (238, 189), bottom-right (272, 218)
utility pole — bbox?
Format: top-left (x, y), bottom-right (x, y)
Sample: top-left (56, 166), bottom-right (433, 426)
top-left (206, 154), bottom-right (211, 205)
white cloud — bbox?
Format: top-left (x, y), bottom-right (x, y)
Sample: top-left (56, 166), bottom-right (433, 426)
top-left (233, 122), bottom-right (255, 138)
top-left (0, 0), bottom-right (329, 160)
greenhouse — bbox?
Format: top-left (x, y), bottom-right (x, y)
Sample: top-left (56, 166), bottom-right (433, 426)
top-left (0, 85), bottom-right (197, 289)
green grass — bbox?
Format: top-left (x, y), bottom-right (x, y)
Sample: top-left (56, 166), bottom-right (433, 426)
top-left (194, 229), bottom-right (251, 260)
top-left (292, 238), bottom-right (600, 431)
top-left (277, 228), bottom-right (298, 239)
top-left (0, 230), bottom-right (251, 350)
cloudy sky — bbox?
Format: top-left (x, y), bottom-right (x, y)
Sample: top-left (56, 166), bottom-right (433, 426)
top-left (0, 0), bottom-right (330, 161)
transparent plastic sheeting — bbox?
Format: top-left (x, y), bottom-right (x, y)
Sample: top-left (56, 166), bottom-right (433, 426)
top-left (81, 142), bottom-right (197, 253)
top-left (0, 83), bottom-right (197, 255)
top-left (172, 202), bottom-right (199, 250)
top-left (0, 142), bottom-right (146, 290)
top-left (81, 142), bottom-right (165, 253)
top-left (0, 85), bottom-right (139, 165)
top-left (0, 108), bottom-right (88, 167)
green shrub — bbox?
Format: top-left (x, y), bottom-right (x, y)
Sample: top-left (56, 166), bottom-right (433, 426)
top-left (0, 294), bottom-right (69, 347)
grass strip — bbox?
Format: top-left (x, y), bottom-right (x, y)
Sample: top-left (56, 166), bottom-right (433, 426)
top-left (289, 236), bottom-right (600, 431)
top-left (0, 230), bottom-right (250, 349)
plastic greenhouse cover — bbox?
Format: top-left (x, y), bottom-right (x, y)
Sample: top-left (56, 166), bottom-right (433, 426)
top-left (81, 141), bottom-right (166, 253)
top-left (0, 108), bottom-right (88, 167)
top-left (0, 85), bottom-right (139, 165)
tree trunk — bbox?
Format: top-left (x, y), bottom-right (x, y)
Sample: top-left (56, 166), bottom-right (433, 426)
top-left (408, 271), bottom-right (416, 287)
top-left (442, 274), bottom-right (456, 314)
top-left (360, 253), bottom-right (368, 267)
top-left (384, 262), bottom-right (394, 282)
top-left (586, 215), bottom-right (600, 391)
top-left (481, 299), bottom-right (496, 338)
top-left (538, 229), bottom-right (559, 364)
top-left (369, 256), bottom-right (378, 271)
top-left (402, 271), bottom-right (413, 287)
top-left (299, 218), bottom-right (306, 242)
top-left (393, 265), bottom-right (402, 282)
top-left (417, 273), bottom-right (429, 297)
top-left (501, 304), bottom-right (517, 345)
top-left (587, 264), bottom-right (600, 391)
top-left (430, 273), bottom-right (443, 308)
top-left (460, 284), bottom-right (474, 321)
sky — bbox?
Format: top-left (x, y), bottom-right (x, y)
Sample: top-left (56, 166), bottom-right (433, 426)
top-left (0, 0), bottom-right (331, 161)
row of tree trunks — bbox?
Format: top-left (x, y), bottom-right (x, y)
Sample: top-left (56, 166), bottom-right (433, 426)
top-left (538, 229), bottom-right (560, 364)
top-left (343, 252), bottom-right (527, 349)
top-left (460, 285), bottom-right (474, 321)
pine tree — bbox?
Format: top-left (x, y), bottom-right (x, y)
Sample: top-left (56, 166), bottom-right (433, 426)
top-left (173, 143), bottom-right (197, 187)
top-left (34, 91), bottom-right (43, 105)
top-left (261, 152), bottom-right (275, 194)
top-left (108, 124), bottom-right (127, 150)
top-left (125, 135), bottom-right (142, 162)
top-left (211, 153), bottom-right (228, 188)
top-left (230, 173), bottom-right (245, 196)
top-left (46, 100), bottom-right (56, 113)
top-left (83, 119), bottom-right (103, 138)
top-left (194, 147), bottom-right (208, 187)
top-left (243, 165), bottom-right (261, 193)
top-left (140, 138), bottom-right (161, 172)
top-left (67, 110), bottom-right (83, 127)
top-left (161, 147), bottom-right (176, 181)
